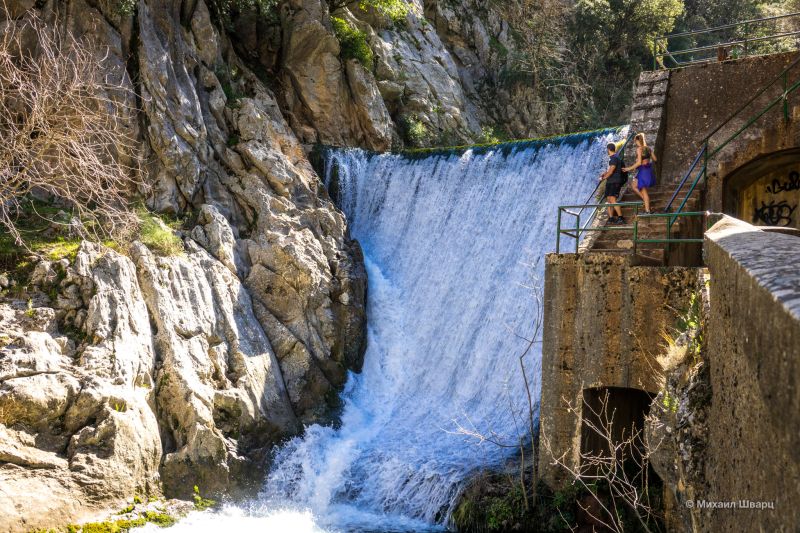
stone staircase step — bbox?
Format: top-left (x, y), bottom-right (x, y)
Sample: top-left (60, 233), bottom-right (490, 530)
top-left (586, 173), bottom-right (705, 264)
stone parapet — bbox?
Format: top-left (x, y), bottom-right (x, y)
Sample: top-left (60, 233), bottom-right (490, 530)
top-left (697, 216), bottom-right (800, 532)
top-left (630, 69), bottom-right (671, 173)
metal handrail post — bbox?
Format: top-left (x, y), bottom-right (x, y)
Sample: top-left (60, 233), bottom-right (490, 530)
top-left (653, 41), bottom-right (657, 70)
top-left (556, 208), bottom-right (562, 253)
top-left (743, 22), bottom-right (750, 56)
top-left (667, 214), bottom-right (672, 241)
top-left (575, 214), bottom-right (580, 254)
top-left (664, 145), bottom-right (706, 213)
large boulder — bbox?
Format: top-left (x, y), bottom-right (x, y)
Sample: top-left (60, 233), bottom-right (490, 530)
top-left (0, 243), bottom-right (161, 531)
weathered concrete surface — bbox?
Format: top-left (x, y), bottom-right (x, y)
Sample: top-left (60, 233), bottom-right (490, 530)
top-left (659, 51), bottom-right (800, 207)
top-left (539, 253), bottom-right (701, 487)
top-left (697, 216), bottom-right (800, 532)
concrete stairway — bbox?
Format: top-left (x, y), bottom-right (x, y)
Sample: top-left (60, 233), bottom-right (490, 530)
top-left (589, 173), bottom-right (704, 265)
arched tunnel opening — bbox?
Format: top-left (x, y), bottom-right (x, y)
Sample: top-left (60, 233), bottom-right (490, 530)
top-left (580, 387), bottom-right (660, 486)
top-left (723, 148), bottom-right (800, 229)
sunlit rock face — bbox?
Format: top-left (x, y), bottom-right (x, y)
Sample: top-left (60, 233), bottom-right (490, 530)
top-left (1, 0), bottom-right (366, 530)
top-left (232, 0), bottom-right (544, 148)
top-left (0, 244), bottom-right (162, 530)
top-left (0, 0), bottom-right (550, 529)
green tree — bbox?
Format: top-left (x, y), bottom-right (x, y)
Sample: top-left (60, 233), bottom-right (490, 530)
top-left (328, 0), bottom-right (410, 24)
top-left (568, 0), bottom-right (683, 127)
top-left (331, 16), bottom-right (374, 69)
top-left (670, 0), bottom-right (800, 62)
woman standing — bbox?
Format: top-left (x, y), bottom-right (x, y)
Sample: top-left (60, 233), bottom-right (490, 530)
top-left (625, 133), bottom-right (657, 214)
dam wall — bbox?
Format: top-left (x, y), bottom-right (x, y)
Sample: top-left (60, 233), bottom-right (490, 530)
top-left (540, 51), bottom-right (800, 531)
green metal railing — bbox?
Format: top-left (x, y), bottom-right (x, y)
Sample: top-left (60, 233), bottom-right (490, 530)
top-left (663, 54), bottom-right (800, 233)
top-left (556, 50), bottom-right (799, 258)
top-left (556, 202), bottom-right (642, 253)
top-left (554, 132), bottom-right (637, 253)
top-left (633, 212), bottom-right (711, 256)
top-left (654, 11), bottom-right (800, 69)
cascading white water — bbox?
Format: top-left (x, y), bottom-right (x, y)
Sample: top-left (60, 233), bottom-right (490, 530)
top-left (151, 129), bottom-right (624, 533)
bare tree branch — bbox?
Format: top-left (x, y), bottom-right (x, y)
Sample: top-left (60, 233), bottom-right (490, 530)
top-left (0, 3), bottom-right (145, 249)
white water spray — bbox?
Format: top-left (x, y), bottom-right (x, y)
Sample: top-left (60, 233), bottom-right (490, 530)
top-left (159, 130), bottom-right (623, 532)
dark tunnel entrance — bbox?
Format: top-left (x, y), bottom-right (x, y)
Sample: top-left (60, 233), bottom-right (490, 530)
top-left (580, 387), bottom-right (656, 474)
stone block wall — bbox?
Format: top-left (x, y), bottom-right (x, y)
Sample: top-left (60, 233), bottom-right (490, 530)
top-left (539, 253), bottom-right (701, 487)
top-left (630, 69), bottom-right (671, 177)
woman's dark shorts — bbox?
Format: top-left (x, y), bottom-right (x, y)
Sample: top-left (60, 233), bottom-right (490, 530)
top-left (604, 179), bottom-right (623, 198)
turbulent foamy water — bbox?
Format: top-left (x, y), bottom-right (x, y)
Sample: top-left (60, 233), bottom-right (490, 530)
top-left (156, 129), bottom-right (623, 532)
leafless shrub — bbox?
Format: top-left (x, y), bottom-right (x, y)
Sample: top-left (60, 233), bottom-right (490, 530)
top-left (0, 3), bottom-right (144, 248)
top-left (542, 391), bottom-right (666, 533)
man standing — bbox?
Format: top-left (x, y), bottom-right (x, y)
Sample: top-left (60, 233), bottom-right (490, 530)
top-left (599, 142), bottom-right (626, 224)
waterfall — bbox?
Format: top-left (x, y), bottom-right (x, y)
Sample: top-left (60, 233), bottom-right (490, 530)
top-left (151, 129), bottom-right (624, 532)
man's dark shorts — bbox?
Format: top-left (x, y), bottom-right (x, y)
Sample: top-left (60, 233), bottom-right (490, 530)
top-left (604, 179), bottom-right (623, 198)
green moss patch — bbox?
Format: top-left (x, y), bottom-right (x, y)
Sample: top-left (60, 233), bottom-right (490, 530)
top-left (0, 200), bottom-right (81, 263)
top-left (193, 486), bottom-right (216, 511)
top-left (79, 517), bottom-right (147, 533)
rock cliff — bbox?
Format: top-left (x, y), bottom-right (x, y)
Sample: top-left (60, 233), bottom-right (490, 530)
top-left (0, 0), bottom-right (539, 529)
top-left (0, 0), bottom-right (371, 529)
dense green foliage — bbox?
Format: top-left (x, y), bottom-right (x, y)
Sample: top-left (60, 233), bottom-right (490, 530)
top-left (208, 0), bottom-right (279, 27)
top-left (497, 0), bottom-right (800, 134)
top-left (116, 0), bottom-right (136, 16)
top-left (400, 115), bottom-right (431, 146)
top-left (570, 0), bottom-right (685, 126)
top-left (329, 0), bottom-right (411, 24)
top-left (359, 0), bottom-right (410, 24)
top-left (331, 17), bottom-right (375, 69)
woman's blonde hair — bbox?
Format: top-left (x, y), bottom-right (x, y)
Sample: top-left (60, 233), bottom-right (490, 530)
top-left (634, 132), bottom-right (647, 147)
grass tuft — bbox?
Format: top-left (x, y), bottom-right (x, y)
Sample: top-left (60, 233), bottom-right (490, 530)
top-left (193, 485), bottom-right (216, 511)
top-left (137, 210), bottom-right (184, 256)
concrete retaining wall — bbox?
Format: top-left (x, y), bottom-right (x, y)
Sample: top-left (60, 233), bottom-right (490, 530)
top-left (659, 51), bottom-right (800, 194)
top-left (699, 216), bottom-right (800, 532)
top-left (539, 253), bottom-right (701, 486)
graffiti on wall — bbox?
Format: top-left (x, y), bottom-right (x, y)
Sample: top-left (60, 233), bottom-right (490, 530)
top-left (743, 169), bottom-right (799, 228)
top-left (765, 171), bottom-right (800, 194)
top-left (753, 200), bottom-right (797, 226)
